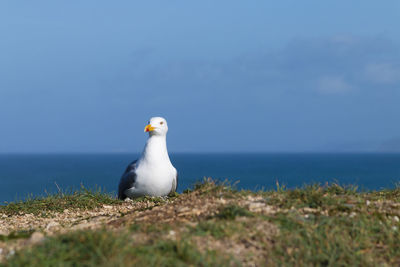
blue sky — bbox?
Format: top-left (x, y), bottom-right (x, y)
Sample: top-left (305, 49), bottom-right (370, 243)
top-left (1, 1), bottom-right (400, 153)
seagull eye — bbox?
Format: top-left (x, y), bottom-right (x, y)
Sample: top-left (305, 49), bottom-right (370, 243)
top-left (160, 121), bottom-right (164, 125)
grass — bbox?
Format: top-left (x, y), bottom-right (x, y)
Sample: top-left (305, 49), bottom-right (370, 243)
top-left (1, 179), bottom-right (400, 266)
top-left (191, 220), bottom-right (244, 239)
top-left (215, 205), bottom-right (254, 220)
top-left (0, 186), bottom-right (122, 216)
top-left (264, 182), bottom-right (400, 212)
top-left (2, 229), bottom-right (233, 267)
top-left (269, 212), bottom-right (400, 266)
top-left (0, 230), bottom-right (34, 242)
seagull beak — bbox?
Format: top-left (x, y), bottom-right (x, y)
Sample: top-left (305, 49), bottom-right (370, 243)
top-left (144, 124), bottom-right (155, 132)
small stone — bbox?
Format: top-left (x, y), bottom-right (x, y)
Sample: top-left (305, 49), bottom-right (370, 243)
top-left (103, 205), bottom-right (113, 209)
top-left (0, 248), bottom-right (3, 254)
top-left (349, 212), bottom-right (357, 218)
top-left (168, 230), bottom-right (176, 236)
top-left (248, 202), bottom-right (266, 212)
top-left (191, 209), bottom-right (202, 216)
top-left (7, 249), bottom-right (15, 258)
top-left (219, 198), bottom-right (227, 204)
top-left (124, 198), bottom-right (133, 203)
top-left (263, 205), bottom-right (274, 213)
top-left (63, 209), bottom-right (69, 213)
top-left (392, 226), bottom-right (398, 231)
top-left (177, 207), bottom-right (190, 213)
top-left (46, 221), bottom-right (60, 231)
top-left (393, 216), bottom-right (399, 222)
top-left (366, 200), bottom-right (371, 206)
top-left (29, 232), bottom-right (45, 244)
top-left (1, 214), bottom-right (7, 218)
top-left (302, 207), bottom-right (319, 213)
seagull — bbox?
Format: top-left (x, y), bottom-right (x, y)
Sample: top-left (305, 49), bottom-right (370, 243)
top-left (118, 117), bottom-right (178, 199)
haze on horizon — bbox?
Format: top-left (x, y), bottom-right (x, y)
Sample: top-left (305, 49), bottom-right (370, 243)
top-left (1, 1), bottom-right (400, 153)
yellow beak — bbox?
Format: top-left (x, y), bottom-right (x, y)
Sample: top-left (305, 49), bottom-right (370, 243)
top-left (144, 124), bottom-right (155, 132)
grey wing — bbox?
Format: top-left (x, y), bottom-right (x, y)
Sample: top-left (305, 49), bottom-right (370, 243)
top-left (118, 160), bottom-right (138, 200)
top-left (169, 171), bottom-right (178, 196)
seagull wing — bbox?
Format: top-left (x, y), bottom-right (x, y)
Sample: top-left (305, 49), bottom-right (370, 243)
top-left (118, 160), bottom-right (138, 199)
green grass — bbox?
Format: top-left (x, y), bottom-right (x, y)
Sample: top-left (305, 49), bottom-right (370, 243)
top-left (367, 183), bottom-right (400, 201)
top-left (1, 179), bottom-right (400, 266)
top-left (191, 220), bottom-right (243, 239)
top-left (0, 186), bottom-right (122, 216)
top-left (269, 212), bottom-right (400, 266)
top-left (215, 205), bottom-right (254, 220)
top-left (2, 229), bottom-right (234, 267)
top-left (264, 182), bottom-right (400, 212)
top-left (186, 178), bottom-right (240, 197)
top-left (0, 230), bottom-right (34, 242)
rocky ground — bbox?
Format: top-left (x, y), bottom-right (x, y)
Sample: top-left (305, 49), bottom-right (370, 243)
top-left (0, 179), bottom-right (399, 266)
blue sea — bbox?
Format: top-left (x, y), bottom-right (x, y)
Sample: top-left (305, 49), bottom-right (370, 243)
top-left (1, 153), bottom-right (400, 204)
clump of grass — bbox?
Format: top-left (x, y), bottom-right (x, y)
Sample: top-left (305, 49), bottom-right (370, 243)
top-left (268, 212), bottom-right (400, 266)
top-left (5, 229), bottom-right (234, 267)
top-left (186, 177), bottom-right (238, 197)
top-left (191, 220), bottom-right (246, 239)
top-left (368, 183), bottom-right (400, 202)
top-left (0, 230), bottom-right (35, 242)
top-left (0, 186), bottom-right (122, 216)
top-left (324, 182), bottom-right (359, 195)
top-left (130, 223), bottom-right (172, 234)
top-left (265, 182), bottom-right (363, 211)
top-left (286, 184), bottom-right (332, 208)
top-left (216, 205), bottom-right (254, 220)
top-left (192, 221), bottom-right (230, 239)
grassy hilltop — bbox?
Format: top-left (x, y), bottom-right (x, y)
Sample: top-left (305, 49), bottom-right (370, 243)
top-left (0, 179), bottom-right (399, 266)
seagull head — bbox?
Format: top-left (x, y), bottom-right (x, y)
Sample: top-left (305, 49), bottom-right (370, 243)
top-left (144, 117), bottom-right (168, 136)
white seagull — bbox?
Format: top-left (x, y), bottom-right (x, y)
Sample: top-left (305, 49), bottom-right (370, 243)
top-left (118, 117), bottom-right (178, 199)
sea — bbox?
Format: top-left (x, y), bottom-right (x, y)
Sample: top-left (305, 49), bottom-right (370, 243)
top-left (1, 153), bottom-right (400, 204)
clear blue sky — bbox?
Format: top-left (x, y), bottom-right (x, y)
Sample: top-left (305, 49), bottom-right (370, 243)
top-left (1, 1), bottom-right (400, 153)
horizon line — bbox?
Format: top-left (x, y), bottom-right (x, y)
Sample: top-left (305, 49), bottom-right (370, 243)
top-left (1, 151), bottom-right (400, 155)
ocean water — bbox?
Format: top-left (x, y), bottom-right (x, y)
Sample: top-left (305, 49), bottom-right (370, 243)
top-left (0, 153), bottom-right (400, 204)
